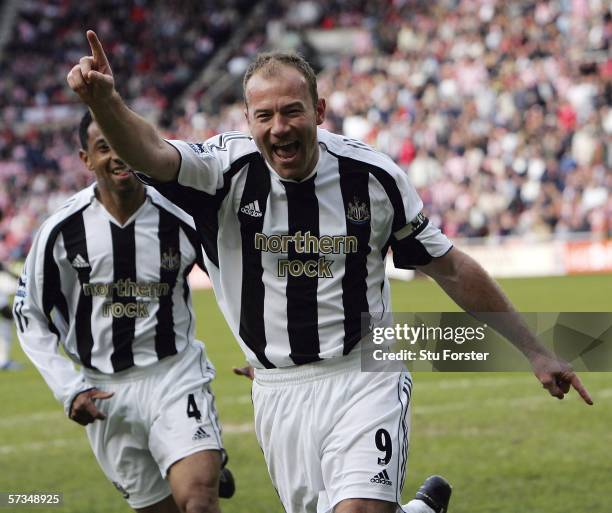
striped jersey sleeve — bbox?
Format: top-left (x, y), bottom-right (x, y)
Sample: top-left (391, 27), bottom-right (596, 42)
top-left (384, 164), bottom-right (453, 269)
top-left (13, 193), bottom-right (96, 415)
top-left (322, 131), bottom-right (452, 269)
top-left (169, 132), bottom-right (258, 195)
top-left (143, 132), bottom-right (258, 206)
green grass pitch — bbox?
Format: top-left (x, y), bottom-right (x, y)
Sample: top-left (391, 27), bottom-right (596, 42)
top-left (1, 274), bottom-right (611, 512)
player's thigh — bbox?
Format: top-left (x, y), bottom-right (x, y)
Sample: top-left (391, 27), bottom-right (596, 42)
top-left (320, 369), bottom-right (412, 511)
top-left (86, 384), bottom-right (172, 509)
top-left (167, 450), bottom-right (222, 511)
top-left (149, 350), bottom-right (223, 481)
top-left (252, 380), bottom-right (323, 513)
top-left (334, 498), bottom-right (398, 513)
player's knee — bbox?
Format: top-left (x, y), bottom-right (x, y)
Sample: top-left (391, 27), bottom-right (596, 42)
top-left (173, 479), bottom-right (219, 513)
top-left (168, 452), bottom-right (221, 513)
top-left (334, 498), bottom-right (397, 513)
top-left (177, 491), bottom-right (219, 513)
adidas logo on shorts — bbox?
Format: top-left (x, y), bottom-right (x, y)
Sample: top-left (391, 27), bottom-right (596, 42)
top-left (370, 469), bottom-right (393, 486)
top-left (192, 426), bottom-right (210, 440)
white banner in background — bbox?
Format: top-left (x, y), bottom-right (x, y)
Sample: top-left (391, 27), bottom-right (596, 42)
top-left (460, 241), bottom-right (565, 278)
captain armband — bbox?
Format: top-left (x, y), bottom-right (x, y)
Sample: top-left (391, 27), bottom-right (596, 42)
top-left (390, 212), bottom-right (434, 269)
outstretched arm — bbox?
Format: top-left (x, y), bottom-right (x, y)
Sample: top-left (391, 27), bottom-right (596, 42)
top-left (67, 30), bottom-right (179, 182)
top-left (417, 248), bottom-right (593, 405)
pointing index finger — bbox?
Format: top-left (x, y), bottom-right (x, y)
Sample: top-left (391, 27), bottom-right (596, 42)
top-left (570, 374), bottom-right (593, 405)
top-left (90, 390), bottom-right (114, 400)
top-left (86, 30), bottom-right (110, 70)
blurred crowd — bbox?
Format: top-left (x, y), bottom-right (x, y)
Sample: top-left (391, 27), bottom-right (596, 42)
top-left (0, 0), bottom-right (251, 261)
top-left (1, 0), bottom-right (610, 261)
top-left (1, 0), bottom-right (249, 123)
top-left (315, 0), bottom-right (612, 240)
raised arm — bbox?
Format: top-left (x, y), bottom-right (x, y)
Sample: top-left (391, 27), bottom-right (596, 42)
top-left (417, 247), bottom-right (593, 405)
top-left (67, 30), bottom-right (179, 182)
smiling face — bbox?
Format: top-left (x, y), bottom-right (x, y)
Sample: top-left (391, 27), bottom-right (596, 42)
top-left (245, 64), bottom-right (326, 181)
top-left (79, 121), bottom-right (142, 196)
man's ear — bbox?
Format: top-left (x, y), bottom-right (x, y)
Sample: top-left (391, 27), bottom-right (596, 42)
top-left (316, 98), bottom-right (326, 125)
top-left (79, 149), bottom-right (92, 171)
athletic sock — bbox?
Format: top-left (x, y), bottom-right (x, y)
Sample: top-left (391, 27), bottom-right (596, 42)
top-left (399, 499), bottom-right (436, 513)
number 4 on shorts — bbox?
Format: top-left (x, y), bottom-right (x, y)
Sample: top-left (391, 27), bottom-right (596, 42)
top-left (186, 393), bottom-right (202, 422)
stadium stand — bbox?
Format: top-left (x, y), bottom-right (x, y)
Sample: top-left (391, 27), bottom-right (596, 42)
top-left (0, 0), bottom-right (610, 262)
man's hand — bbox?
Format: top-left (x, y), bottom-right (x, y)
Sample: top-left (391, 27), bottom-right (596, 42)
top-left (69, 388), bottom-right (114, 426)
top-left (419, 249), bottom-right (593, 406)
top-left (529, 352), bottom-right (593, 405)
top-left (66, 30), bottom-right (115, 105)
top-left (232, 365), bottom-right (255, 381)
top-left (65, 30), bottom-right (180, 182)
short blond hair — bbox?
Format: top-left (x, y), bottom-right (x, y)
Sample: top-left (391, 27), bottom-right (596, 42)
top-left (243, 52), bottom-right (318, 107)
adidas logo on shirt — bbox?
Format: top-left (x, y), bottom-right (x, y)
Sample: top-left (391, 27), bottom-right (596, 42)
top-left (240, 200), bottom-right (263, 217)
top-left (370, 469), bottom-right (392, 486)
top-left (71, 254), bottom-right (90, 269)
top-left (192, 426), bottom-right (210, 440)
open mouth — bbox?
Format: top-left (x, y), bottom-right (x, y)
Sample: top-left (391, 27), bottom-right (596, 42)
top-left (111, 167), bottom-right (132, 178)
top-left (272, 141), bottom-right (300, 160)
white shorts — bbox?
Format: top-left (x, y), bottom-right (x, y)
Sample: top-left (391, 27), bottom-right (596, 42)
top-left (84, 342), bottom-right (224, 509)
top-left (252, 350), bottom-right (412, 513)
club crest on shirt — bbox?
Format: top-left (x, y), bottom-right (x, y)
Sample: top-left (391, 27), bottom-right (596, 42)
top-left (161, 247), bottom-right (180, 271)
top-left (346, 196), bottom-right (370, 224)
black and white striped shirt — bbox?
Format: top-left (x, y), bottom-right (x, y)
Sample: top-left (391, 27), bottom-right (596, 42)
top-left (14, 184), bottom-right (204, 410)
top-left (147, 128), bottom-right (452, 369)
